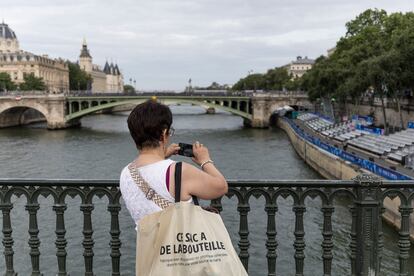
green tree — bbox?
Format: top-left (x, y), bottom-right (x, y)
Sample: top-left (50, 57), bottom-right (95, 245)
top-left (263, 67), bottom-right (290, 90)
top-left (300, 9), bottom-right (414, 130)
top-left (302, 9), bottom-right (392, 127)
top-left (67, 61), bottom-right (92, 90)
top-left (232, 73), bottom-right (265, 91)
top-left (123, 84), bottom-right (135, 94)
top-left (20, 73), bottom-right (46, 91)
top-left (0, 72), bottom-right (16, 91)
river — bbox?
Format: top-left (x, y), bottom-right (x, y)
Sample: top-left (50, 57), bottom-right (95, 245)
top-left (0, 105), bottom-right (412, 275)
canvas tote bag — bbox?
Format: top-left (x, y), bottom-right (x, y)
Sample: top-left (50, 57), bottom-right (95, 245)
top-left (129, 162), bottom-right (248, 276)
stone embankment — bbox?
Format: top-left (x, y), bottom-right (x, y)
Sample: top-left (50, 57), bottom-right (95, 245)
top-left (277, 118), bottom-right (414, 240)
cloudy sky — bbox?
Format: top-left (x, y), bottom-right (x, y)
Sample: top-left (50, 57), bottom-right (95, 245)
top-left (2, 0), bottom-right (413, 90)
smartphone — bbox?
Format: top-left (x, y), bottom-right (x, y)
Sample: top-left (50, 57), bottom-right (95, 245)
top-left (178, 143), bottom-right (194, 157)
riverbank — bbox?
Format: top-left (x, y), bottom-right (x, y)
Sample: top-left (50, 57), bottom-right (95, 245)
top-left (277, 117), bottom-right (414, 240)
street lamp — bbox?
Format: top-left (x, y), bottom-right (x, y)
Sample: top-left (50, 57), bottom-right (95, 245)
top-left (331, 97), bottom-right (336, 122)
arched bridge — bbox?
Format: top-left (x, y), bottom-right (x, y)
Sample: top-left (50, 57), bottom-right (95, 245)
top-left (0, 93), bottom-right (310, 129)
top-left (65, 95), bottom-right (253, 122)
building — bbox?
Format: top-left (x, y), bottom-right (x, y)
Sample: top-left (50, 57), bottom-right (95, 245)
top-left (284, 56), bottom-right (315, 78)
top-left (0, 21), bottom-right (69, 93)
top-left (327, 47), bottom-right (336, 57)
top-left (78, 39), bottom-right (124, 93)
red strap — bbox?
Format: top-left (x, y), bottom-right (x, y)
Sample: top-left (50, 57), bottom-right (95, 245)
top-left (166, 164), bottom-right (172, 191)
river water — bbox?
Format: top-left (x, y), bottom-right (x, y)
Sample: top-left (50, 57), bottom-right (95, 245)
top-left (0, 105), bottom-right (413, 275)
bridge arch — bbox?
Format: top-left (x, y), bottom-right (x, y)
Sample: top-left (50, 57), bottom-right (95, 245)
top-left (0, 104), bottom-right (49, 128)
top-left (65, 98), bottom-right (252, 124)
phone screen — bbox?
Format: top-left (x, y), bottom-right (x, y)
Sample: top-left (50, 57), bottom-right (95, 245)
top-left (178, 143), bottom-right (194, 157)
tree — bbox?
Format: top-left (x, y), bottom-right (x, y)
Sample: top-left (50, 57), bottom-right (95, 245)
top-left (67, 61), bottom-right (92, 90)
top-left (19, 73), bottom-right (46, 91)
top-left (123, 84), bottom-right (135, 94)
top-left (232, 73), bottom-right (265, 91)
top-left (194, 82), bottom-right (230, 90)
top-left (299, 9), bottom-right (414, 129)
top-left (0, 72), bottom-right (16, 91)
top-left (263, 67), bottom-right (291, 90)
top-left (303, 9), bottom-right (391, 126)
top-left (233, 68), bottom-right (296, 91)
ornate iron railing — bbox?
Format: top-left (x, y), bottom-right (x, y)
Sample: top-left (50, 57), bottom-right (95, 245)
top-left (0, 174), bottom-right (413, 276)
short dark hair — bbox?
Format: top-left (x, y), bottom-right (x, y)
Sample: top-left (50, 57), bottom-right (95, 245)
top-left (127, 100), bottom-right (173, 149)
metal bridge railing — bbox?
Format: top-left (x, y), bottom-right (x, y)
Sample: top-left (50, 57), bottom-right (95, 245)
top-left (0, 174), bottom-right (413, 275)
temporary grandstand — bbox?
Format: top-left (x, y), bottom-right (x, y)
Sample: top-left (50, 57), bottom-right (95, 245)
top-left (297, 113), bottom-right (414, 170)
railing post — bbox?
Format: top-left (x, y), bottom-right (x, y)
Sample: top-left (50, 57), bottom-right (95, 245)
top-left (53, 203), bottom-right (68, 276)
top-left (0, 203), bottom-right (16, 276)
top-left (353, 174), bottom-right (382, 276)
top-left (26, 203), bottom-right (41, 276)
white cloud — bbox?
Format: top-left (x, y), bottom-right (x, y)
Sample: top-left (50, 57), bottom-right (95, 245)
top-left (2, 0), bottom-right (413, 90)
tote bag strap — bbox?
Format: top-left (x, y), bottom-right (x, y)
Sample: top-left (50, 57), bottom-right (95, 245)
top-left (128, 163), bottom-right (173, 210)
top-left (174, 162), bottom-right (199, 205)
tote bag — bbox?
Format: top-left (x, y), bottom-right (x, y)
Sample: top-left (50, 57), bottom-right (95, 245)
top-left (129, 162), bottom-right (248, 276)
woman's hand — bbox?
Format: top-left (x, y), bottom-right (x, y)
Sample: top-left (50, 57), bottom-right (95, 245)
top-left (191, 141), bottom-right (211, 166)
top-left (165, 143), bottom-right (180, 158)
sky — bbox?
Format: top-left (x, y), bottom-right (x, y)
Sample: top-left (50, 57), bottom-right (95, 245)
top-left (2, 0), bottom-right (413, 91)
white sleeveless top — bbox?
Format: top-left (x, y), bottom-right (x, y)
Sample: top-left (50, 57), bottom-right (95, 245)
top-left (119, 159), bottom-right (176, 229)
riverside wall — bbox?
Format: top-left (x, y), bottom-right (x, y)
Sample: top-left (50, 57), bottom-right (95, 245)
top-left (346, 102), bottom-right (414, 128)
top-left (277, 118), bottom-right (414, 239)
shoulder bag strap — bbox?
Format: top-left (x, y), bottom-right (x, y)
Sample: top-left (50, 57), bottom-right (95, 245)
top-left (174, 162), bottom-right (199, 205)
top-left (128, 163), bottom-right (172, 210)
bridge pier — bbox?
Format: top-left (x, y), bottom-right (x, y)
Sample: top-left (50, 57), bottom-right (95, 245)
top-left (45, 95), bottom-right (80, 129)
top-left (206, 107), bottom-right (215, 114)
top-left (47, 119), bottom-right (80, 130)
top-left (250, 93), bottom-right (312, 128)
top-left (250, 96), bottom-right (271, 128)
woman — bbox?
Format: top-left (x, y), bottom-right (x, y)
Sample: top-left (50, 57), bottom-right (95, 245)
top-left (120, 100), bottom-right (228, 229)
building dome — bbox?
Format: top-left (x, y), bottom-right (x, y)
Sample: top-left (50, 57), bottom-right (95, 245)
top-left (0, 22), bottom-right (17, 39)
top-left (0, 21), bottom-right (20, 53)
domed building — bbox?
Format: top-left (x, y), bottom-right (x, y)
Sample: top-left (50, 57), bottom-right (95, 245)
top-left (78, 39), bottom-right (124, 93)
top-left (0, 21), bottom-right (69, 93)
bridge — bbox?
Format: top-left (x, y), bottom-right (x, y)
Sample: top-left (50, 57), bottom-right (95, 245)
top-left (0, 92), bottom-right (311, 129)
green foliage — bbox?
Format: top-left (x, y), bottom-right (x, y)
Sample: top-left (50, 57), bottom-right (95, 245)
top-left (263, 67), bottom-right (291, 90)
top-left (19, 73), bottom-right (46, 91)
top-left (303, 9), bottom-right (414, 101)
top-left (67, 61), bottom-right (92, 90)
top-left (123, 84), bottom-right (135, 93)
top-left (195, 82), bottom-right (230, 90)
top-left (0, 72), bottom-right (16, 91)
top-left (232, 73), bottom-right (265, 91)
top-left (301, 9), bottom-right (414, 131)
top-left (232, 67), bottom-right (303, 91)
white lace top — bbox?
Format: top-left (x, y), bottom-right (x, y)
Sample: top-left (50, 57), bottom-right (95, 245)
top-left (120, 159), bottom-right (176, 229)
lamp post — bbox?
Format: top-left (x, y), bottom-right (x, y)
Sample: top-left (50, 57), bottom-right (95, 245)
top-left (245, 70), bottom-right (253, 92)
top-left (331, 97), bottom-right (336, 122)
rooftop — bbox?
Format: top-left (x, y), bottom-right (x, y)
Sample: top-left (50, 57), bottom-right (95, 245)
top-left (292, 56), bottom-right (315, 64)
top-left (0, 22), bottom-right (17, 40)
